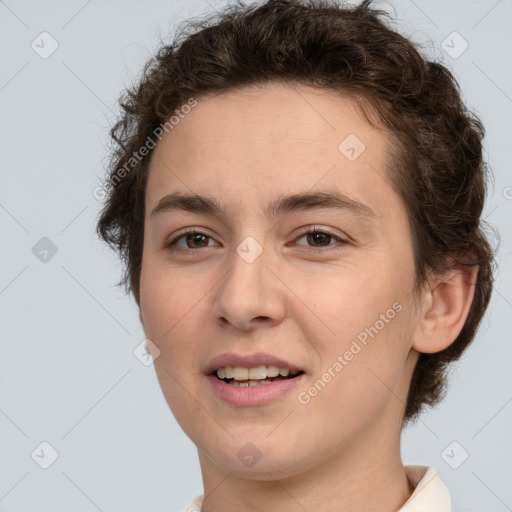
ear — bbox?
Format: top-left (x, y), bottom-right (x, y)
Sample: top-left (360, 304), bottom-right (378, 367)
top-left (412, 266), bottom-right (479, 354)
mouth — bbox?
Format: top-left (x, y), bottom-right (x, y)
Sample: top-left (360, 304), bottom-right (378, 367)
top-left (212, 365), bottom-right (305, 387)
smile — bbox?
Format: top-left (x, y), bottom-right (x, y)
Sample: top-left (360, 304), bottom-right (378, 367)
top-left (208, 368), bottom-right (305, 406)
top-left (215, 364), bottom-right (302, 386)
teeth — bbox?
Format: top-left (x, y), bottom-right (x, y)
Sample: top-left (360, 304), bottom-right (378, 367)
top-left (232, 379), bottom-right (273, 387)
top-left (215, 365), bottom-right (299, 381)
top-left (265, 365), bottom-right (280, 378)
top-left (233, 367), bottom-right (249, 380)
top-left (249, 380), bottom-right (264, 387)
top-left (249, 365), bottom-right (269, 379)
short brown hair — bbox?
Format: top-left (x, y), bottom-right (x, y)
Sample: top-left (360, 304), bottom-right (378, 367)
top-left (97, 0), bottom-right (495, 423)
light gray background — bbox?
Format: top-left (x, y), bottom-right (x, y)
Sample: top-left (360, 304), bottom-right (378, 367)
top-left (1, 0), bottom-right (511, 511)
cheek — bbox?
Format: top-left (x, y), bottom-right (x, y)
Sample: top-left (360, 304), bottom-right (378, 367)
top-left (141, 250), bottom-right (201, 328)
top-left (293, 264), bottom-right (398, 344)
top-left (139, 262), bottom-right (203, 367)
top-left (294, 308), bottom-right (413, 444)
top-left (140, 268), bottom-right (208, 426)
top-left (291, 257), bottom-right (414, 394)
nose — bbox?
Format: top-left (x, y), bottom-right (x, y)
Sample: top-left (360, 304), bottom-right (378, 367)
top-left (211, 241), bottom-right (286, 331)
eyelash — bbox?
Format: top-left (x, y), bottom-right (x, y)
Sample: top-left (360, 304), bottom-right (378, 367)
top-left (165, 226), bottom-right (348, 253)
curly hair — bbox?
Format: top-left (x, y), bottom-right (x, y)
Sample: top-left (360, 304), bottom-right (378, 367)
top-left (96, 0), bottom-right (495, 423)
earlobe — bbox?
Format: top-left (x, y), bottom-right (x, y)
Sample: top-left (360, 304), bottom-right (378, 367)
top-left (412, 266), bottom-right (479, 354)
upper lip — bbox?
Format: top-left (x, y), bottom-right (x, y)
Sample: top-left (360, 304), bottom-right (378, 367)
top-left (205, 352), bottom-right (304, 375)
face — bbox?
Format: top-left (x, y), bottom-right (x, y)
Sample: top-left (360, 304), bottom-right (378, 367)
top-left (139, 82), bottom-right (420, 480)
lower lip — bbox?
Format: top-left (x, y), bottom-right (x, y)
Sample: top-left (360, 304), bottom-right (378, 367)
top-left (206, 374), bottom-right (305, 406)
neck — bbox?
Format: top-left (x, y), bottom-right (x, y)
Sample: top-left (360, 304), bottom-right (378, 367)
top-left (198, 420), bottom-right (413, 512)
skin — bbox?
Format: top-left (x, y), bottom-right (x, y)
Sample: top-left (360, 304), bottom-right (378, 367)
top-left (139, 82), bottom-right (477, 511)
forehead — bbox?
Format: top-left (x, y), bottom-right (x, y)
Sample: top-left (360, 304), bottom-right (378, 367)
top-left (146, 82), bottom-right (395, 215)
top-left (154, 82), bottom-right (383, 152)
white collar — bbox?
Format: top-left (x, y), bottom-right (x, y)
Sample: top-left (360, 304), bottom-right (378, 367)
top-left (399, 466), bottom-right (451, 511)
top-left (180, 465), bottom-right (451, 512)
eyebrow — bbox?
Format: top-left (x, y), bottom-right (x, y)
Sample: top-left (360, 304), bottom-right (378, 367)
top-left (150, 190), bottom-right (377, 220)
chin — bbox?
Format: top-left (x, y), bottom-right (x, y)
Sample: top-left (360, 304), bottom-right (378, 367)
top-left (201, 436), bottom-right (317, 481)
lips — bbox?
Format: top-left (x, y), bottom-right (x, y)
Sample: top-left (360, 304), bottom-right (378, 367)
top-left (206, 371), bottom-right (306, 406)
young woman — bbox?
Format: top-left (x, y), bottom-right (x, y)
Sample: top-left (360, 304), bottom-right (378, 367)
top-left (97, 1), bottom-right (494, 510)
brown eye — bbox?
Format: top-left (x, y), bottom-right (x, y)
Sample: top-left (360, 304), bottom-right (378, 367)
top-left (184, 233), bottom-right (210, 248)
top-left (295, 227), bottom-right (346, 249)
top-left (166, 230), bottom-right (218, 251)
top-left (305, 232), bottom-right (332, 247)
